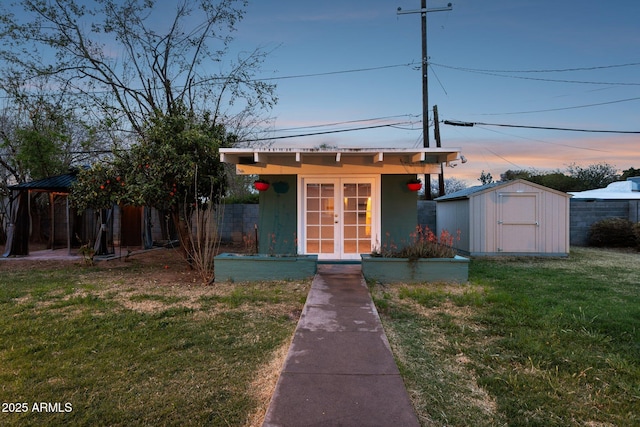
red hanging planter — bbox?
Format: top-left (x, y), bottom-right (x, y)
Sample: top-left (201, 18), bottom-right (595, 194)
top-left (407, 182), bottom-right (422, 192)
top-left (253, 181), bottom-right (270, 192)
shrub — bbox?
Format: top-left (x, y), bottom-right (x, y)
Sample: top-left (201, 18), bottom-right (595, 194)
top-left (634, 223), bottom-right (640, 249)
top-left (373, 225), bottom-right (460, 259)
top-left (588, 218), bottom-right (637, 248)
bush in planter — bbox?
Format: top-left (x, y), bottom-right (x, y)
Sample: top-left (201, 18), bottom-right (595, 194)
top-left (588, 218), bottom-right (637, 248)
top-left (373, 225), bottom-right (460, 259)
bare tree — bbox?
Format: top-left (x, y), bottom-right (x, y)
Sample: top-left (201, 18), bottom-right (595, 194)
top-left (0, 74), bottom-right (108, 183)
top-left (0, 0), bottom-right (276, 143)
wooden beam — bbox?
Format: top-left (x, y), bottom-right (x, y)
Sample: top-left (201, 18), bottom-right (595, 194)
top-left (411, 152), bottom-right (426, 162)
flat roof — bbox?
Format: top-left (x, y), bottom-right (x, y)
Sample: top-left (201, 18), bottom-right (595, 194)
top-left (220, 147), bottom-right (460, 175)
top-left (220, 148), bottom-right (460, 165)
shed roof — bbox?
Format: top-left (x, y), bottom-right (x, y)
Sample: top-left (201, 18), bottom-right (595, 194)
top-left (9, 171), bottom-right (77, 193)
top-left (435, 179), bottom-right (571, 202)
top-left (435, 182), bottom-right (503, 201)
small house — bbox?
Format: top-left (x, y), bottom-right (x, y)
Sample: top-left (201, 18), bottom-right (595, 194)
top-left (220, 147), bottom-right (462, 260)
top-left (435, 179), bottom-right (571, 256)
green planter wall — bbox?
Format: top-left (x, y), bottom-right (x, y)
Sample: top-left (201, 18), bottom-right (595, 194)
top-left (214, 253), bottom-right (317, 282)
top-left (361, 254), bottom-right (469, 284)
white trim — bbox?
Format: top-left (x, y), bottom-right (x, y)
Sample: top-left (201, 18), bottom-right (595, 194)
top-left (297, 175), bottom-right (381, 260)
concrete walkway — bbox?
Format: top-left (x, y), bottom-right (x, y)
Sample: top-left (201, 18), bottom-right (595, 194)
top-left (263, 264), bottom-right (420, 427)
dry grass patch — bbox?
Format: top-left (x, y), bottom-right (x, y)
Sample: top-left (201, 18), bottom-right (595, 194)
top-left (0, 249), bottom-right (309, 426)
top-left (372, 281), bottom-right (503, 426)
top-left (244, 339), bottom-right (292, 427)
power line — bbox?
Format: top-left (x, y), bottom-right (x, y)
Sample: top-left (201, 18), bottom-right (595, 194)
top-left (236, 122), bottom-right (411, 143)
top-left (272, 114), bottom-right (419, 132)
top-left (473, 124), bottom-right (611, 153)
top-left (0, 61), bottom-right (419, 99)
top-left (430, 62), bottom-right (640, 86)
top-left (483, 147), bottom-right (522, 169)
top-left (479, 96), bottom-right (640, 115)
top-left (430, 61), bottom-right (640, 74)
top-left (249, 62), bottom-right (417, 82)
top-left (444, 120), bottom-right (640, 134)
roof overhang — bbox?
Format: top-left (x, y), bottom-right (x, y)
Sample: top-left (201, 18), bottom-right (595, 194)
top-left (220, 147), bottom-right (462, 175)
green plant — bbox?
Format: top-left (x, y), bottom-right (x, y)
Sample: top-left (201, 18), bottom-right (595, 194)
top-left (78, 243), bottom-right (95, 266)
top-left (372, 225), bottom-right (460, 259)
top-left (588, 218), bottom-right (637, 247)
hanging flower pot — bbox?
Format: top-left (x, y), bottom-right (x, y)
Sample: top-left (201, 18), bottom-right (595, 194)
top-left (253, 180), bottom-right (270, 191)
top-left (407, 180), bottom-right (422, 191)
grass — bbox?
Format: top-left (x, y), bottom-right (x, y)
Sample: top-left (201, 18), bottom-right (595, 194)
top-left (3, 246), bottom-right (638, 426)
top-left (0, 250), bottom-right (309, 426)
top-left (371, 247), bottom-right (640, 427)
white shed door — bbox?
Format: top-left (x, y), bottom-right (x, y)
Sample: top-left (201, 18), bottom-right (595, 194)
top-left (497, 193), bottom-right (539, 253)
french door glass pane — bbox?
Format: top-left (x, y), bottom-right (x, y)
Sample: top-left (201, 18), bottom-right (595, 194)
top-left (343, 183), bottom-right (372, 253)
top-left (306, 183), bottom-right (334, 255)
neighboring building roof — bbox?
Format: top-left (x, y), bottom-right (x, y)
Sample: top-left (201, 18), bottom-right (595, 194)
top-left (9, 171), bottom-right (78, 193)
top-left (435, 179), bottom-right (572, 202)
top-left (569, 178), bottom-right (640, 200)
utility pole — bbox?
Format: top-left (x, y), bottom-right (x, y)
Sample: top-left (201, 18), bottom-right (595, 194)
top-left (398, 1), bottom-right (451, 199)
top-left (433, 104), bottom-right (445, 197)
top-left (397, 1), bottom-right (452, 149)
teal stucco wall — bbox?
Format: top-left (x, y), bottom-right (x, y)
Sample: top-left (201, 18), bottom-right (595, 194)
top-left (381, 174), bottom-right (419, 249)
top-left (258, 175), bottom-right (297, 254)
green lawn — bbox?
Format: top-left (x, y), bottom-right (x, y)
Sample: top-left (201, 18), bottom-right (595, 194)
top-left (2, 247), bottom-right (638, 426)
top-left (372, 247), bottom-right (640, 427)
top-left (0, 251), bottom-right (309, 426)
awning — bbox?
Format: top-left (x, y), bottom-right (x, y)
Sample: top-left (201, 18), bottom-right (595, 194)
top-left (220, 147), bottom-right (462, 175)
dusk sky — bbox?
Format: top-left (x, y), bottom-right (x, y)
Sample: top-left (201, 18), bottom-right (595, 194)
top-left (2, 1), bottom-right (638, 185)
top-left (232, 0), bottom-right (639, 183)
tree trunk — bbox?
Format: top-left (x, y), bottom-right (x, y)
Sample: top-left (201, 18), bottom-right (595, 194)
top-left (171, 208), bottom-right (194, 269)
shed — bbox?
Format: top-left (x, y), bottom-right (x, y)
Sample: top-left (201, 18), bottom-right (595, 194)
top-left (435, 179), bottom-right (571, 256)
top-left (220, 147), bottom-right (462, 260)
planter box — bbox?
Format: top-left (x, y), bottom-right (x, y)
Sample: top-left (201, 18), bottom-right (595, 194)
top-left (214, 253), bottom-right (318, 282)
top-left (361, 254), bottom-right (469, 284)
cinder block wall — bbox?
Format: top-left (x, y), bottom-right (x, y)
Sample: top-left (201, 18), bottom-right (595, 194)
top-left (219, 204), bottom-right (259, 243)
top-left (417, 200), bottom-right (437, 233)
top-left (569, 199), bottom-right (630, 246)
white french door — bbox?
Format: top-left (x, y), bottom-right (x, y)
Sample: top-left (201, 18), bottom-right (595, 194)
top-left (302, 177), bottom-right (377, 260)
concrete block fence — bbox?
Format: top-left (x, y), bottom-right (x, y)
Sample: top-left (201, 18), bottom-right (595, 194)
top-left (569, 199), bottom-right (639, 246)
top-left (218, 204), bottom-right (259, 244)
top-left (218, 199), bottom-right (639, 248)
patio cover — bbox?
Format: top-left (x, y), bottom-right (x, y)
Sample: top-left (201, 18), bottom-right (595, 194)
top-left (3, 172), bottom-right (78, 257)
